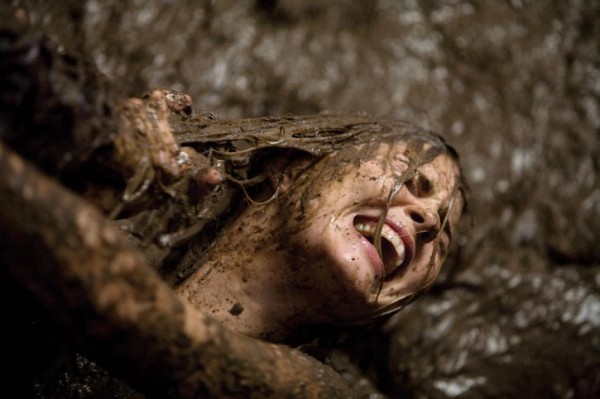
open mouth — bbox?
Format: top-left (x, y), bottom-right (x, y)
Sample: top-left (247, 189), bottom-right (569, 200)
top-left (353, 215), bottom-right (410, 279)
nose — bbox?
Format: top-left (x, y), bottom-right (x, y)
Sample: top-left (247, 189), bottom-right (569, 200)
top-left (404, 205), bottom-right (440, 242)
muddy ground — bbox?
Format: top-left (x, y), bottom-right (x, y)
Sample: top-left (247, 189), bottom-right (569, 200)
top-left (7, 0), bottom-right (600, 398)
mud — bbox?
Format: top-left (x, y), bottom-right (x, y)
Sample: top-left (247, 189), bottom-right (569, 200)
top-left (8, 0), bottom-right (600, 397)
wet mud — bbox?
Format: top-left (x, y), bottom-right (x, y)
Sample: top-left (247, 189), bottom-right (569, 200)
top-left (7, 0), bottom-right (600, 397)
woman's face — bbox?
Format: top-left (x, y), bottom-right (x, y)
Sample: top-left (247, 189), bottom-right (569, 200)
top-left (267, 140), bottom-right (464, 323)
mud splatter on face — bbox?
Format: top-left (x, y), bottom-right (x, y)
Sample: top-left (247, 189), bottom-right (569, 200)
top-left (239, 137), bottom-right (464, 322)
top-left (176, 119), bottom-right (466, 335)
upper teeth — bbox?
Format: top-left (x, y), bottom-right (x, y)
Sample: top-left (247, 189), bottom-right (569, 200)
top-left (355, 221), bottom-right (406, 269)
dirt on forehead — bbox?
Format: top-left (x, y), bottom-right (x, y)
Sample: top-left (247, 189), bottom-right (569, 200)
top-left (5, 1), bottom-right (600, 398)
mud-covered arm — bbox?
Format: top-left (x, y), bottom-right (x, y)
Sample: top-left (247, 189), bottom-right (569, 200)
top-left (0, 140), bottom-right (355, 399)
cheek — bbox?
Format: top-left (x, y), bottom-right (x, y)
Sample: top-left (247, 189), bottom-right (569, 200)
top-left (304, 219), bottom-right (379, 301)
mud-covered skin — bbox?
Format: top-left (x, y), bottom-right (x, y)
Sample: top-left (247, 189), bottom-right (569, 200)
top-left (114, 89), bottom-right (222, 206)
top-left (177, 141), bottom-right (463, 340)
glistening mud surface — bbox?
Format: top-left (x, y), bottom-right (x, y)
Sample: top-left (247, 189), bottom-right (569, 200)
top-left (13, 0), bottom-right (600, 397)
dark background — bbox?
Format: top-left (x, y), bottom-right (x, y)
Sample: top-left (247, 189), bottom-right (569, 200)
top-left (14, 1), bottom-right (600, 398)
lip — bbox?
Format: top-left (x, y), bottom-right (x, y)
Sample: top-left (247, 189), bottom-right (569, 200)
top-left (353, 214), bottom-right (415, 280)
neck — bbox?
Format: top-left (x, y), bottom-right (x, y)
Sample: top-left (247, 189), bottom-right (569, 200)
top-left (174, 205), bottom-right (314, 341)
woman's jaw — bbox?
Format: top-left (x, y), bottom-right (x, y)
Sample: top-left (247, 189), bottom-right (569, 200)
top-left (312, 206), bottom-right (442, 317)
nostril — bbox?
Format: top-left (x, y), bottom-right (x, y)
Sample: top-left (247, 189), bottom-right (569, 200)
top-left (409, 211), bottom-right (425, 223)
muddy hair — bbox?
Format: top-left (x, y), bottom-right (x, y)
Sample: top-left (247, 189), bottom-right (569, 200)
top-left (166, 115), bottom-right (467, 291)
top-left (175, 114), bottom-right (466, 199)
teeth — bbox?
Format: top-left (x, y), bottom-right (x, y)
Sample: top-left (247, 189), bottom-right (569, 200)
top-left (355, 222), bottom-right (406, 268)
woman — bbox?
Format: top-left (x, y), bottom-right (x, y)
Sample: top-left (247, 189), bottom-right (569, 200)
top-left (139, 101), bottom-right (469, 341)
top-left (0, 83), bottom-right (466, 397)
